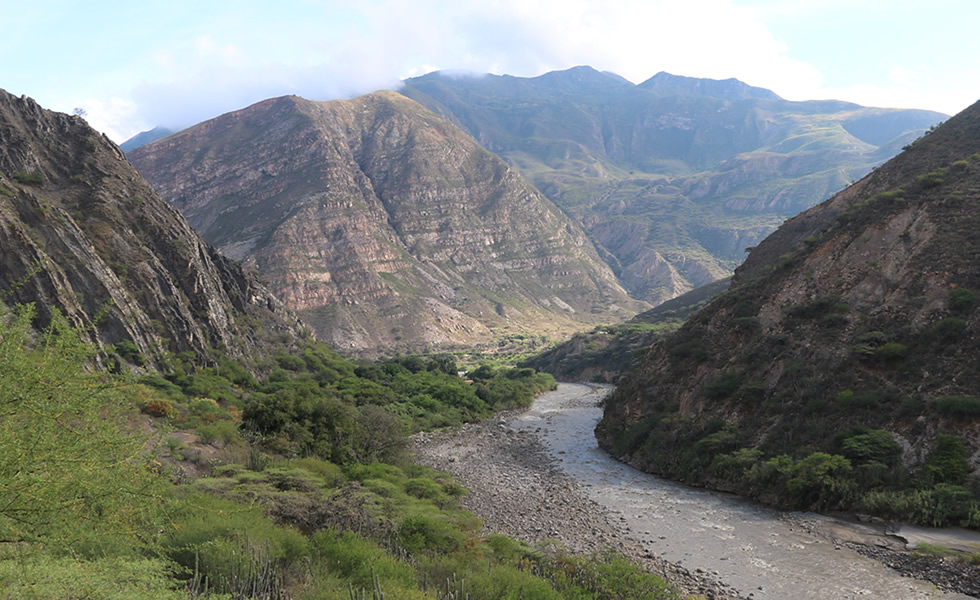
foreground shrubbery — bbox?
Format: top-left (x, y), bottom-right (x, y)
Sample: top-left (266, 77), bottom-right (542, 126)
top-left (0, 303), bottom-right (676, 599)
top-left (606, 401), bottom-right (980, 528)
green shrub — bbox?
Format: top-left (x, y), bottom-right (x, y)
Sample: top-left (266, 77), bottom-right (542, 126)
top-left (949, 287), bottom-right (976, 312)
top-left (0, 556), bottom-right (187, 600)
top-left (310, 529), bottom-right (418, 592)
top-left (12, 170), bottom-right (44, 186)
top-left (935, 396), bottom-right (980, 419)
top-left (398, 514), bottom-right (464, 554)
top-left (283, 457), bottom-right (345, 488)
top-left (114, 339), bottom-right (145, 366)
top-left (928, 317), bottom-right (967, 341)
top-left (918, 168), bottom-right (946, 188)
top-left (0, 305), bottom-right (170, 553)
top-left (703, 370), bottom-right (743, 399)
top-left (837, 429), bottom-right (902, 466)
top-left (922, 435), bottom-right (971, 485)
top-left (787, 296), bottom-right (847, 319)
top-left (197, 419), bottom-right (240, 445)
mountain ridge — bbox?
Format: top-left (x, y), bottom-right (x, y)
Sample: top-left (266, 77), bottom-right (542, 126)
top-left (130, 91), bottom-right (645, 354)
top-left (0, 89), bottom-right (305, 371)
top-left (400, 66), bottom-right (946, 304)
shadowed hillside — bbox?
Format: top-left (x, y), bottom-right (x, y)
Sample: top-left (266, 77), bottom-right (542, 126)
top-left (598, 100), bottom-right (980, 527)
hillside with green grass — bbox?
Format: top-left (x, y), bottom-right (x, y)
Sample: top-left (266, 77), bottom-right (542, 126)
top-left (1, 300), bottom-right (690, 599)
top-left (401, 67), bottom-right (946, 304)
top-left (597, 100), bottom-right (980, 528)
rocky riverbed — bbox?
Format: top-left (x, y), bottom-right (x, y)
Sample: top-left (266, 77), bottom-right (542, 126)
top-left (414, 383), bottom-right (980, 599)
top-left (414, 414), bottom-right (745, 599)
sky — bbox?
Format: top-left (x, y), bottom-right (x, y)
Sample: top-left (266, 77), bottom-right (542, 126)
top-left (3, 0), bottom-right (977, 143)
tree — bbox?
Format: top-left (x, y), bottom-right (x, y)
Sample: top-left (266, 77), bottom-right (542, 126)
top-left (0, 305), bottom-right (168, 553)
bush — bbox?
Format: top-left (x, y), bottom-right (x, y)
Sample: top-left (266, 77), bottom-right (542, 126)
top-left (703, 370), bottom-right (743, 399)
top-left (197, 419), bottom-right (240, 445)
top-left (922, 435), bottom-right (971, 485)
top-left (114, 339), bottom-right (145, 366)
top-left (12, 170), bottom-right (44, 186)
top-left (398, 514), bottom-right (464, 554)
top-left (838, 429), bottom-right (902, 467)
top-left (0, 305), bottom-right (169, 553)
top-left (309, 529), bottom-right (418, 593)
top-left (949, 288), bottom-right (976, 312)
top-left (935, 396), bottom-right (980, 419)
top-left (927, 318), bottom-right (967, 341)
top-left (0, 556), bottom-right (186, 600)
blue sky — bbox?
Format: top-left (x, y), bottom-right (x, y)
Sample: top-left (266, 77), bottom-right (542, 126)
top-left (4, 0), bottom-right (976, 142)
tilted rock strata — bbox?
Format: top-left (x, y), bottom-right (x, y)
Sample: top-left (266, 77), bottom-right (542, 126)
top-left (0, 89), bottom-right (303, 370)
top-left (131, 92), bottom-right (643, 353)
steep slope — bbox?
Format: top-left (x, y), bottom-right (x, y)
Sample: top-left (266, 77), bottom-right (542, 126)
top-left (129, 92), bottom-right (643, 354)
top-left (400, 67), bottom-right (946, 304)
top-left (597, 100), bottom-right (980, 524)
top-left (0, 90), bottom-right (303, 370)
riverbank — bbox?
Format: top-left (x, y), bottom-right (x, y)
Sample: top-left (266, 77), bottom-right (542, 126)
top-left (414, 412), bottom-right (746, 600)
top-left (414, 383), bottom-right (979, 599)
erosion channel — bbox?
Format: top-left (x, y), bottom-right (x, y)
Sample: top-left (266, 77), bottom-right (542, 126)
top-left (415, 383), bottom-right (979, 599)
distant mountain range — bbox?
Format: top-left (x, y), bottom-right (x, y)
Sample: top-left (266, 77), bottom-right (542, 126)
top-left (122, 66), bottom-right (946, 354)
top-left (119, 126), bottom-right (174, 152)
top-left (129, 92), bottom-right (643, 354)
top-left (400, 66), bottom-right (946, 303)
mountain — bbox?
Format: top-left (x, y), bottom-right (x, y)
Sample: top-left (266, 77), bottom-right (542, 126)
top-left (0, 90), bottom-right (303, 371)
top-left (400, 66), bottom-right (947, 304)
top-left (129, 91), bottom-right (644, 354)
top-left (596, 100), bottom-right (980, 524)
top-left (120, 126), bottom-right (174, 152)
top-left (638, 72), bottom-right (780, 101)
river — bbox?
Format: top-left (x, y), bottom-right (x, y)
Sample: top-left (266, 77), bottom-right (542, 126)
top-left (510, 383), bottom-right (977, 600)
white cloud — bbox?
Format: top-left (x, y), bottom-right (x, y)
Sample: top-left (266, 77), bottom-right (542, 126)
top-left (76, 97), bottom-right (143, 143)
top-left (78, 0), bottom-right (973, 141)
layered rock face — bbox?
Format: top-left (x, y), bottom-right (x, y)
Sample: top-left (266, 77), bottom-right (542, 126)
top-left (0, 90), bottom-right (303, 370)
top-left (130, 92), bottom-right (642, 353)
top-left (401, 67), bottom-right (947, 304)
top-left (598, 100), bottom-right (980, 489)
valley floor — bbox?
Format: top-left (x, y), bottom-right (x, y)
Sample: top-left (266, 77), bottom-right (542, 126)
top-left (415, 384), bottom-right (980, 600)
top-left (413, 401), bottom-right (745, 600)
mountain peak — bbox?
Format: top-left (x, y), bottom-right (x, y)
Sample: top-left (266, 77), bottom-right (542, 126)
top-left (130, 91), bottom-right (643, 354)
top-left (533, 65), bottom-right (636, 89)
top-left (639, 71), bottom-right (781, 101)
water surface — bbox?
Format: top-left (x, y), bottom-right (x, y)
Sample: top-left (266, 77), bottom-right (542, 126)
top-left (513, 383), bottom-right (971, 600)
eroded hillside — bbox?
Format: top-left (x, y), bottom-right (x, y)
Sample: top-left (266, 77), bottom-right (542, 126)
top-left (130, 91), bottom-right (644, 354)
top-left (598, 100), bottom-right (980, 526)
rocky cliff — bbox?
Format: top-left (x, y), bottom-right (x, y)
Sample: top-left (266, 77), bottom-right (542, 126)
top-left (0, 90), bottom-right (304, 370)
top-left (129, 92), bottom-right (643, 354)
top-left (400, 67), bottom-right (946, 304)
top-left (596, 100), bottom-right (980, 522)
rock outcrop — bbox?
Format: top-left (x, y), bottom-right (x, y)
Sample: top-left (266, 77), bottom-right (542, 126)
top-left (0, 90), bottom-right (304, 370)
top-left (130, 92), bottom-right (643, 354)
